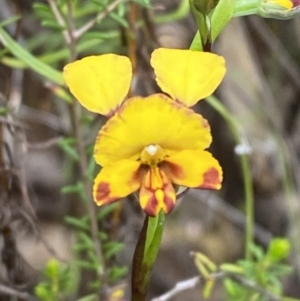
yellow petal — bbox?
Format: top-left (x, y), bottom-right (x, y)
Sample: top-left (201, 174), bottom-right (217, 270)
top-left (63, 54), bottom-right (132, 116)
top-left (139, 167), bottom-right (176, 216)
top-left (267, 0), bottom-right (293, 9)
top-left (93, 159), bottom-right (142, 206)
top-left (95, 94), bottom-right (212, 166)
top-left (162, 150), bottom-right (223, 189)
top-left (151, 48), bottom-right (226, 107)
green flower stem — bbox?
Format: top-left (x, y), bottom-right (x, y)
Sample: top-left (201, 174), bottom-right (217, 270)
top-left (206, 95), bottom-right (254, 260)
top-left (131, 211), bottom-right (165, 301)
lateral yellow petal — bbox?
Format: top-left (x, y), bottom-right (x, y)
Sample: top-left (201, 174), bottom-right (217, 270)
top-left (63, 54), bottom-right (132, 116)
top-left (95, 94), bottom-right (212, 166)
top-left (267, 0), bottom-right (293, 9)
top-left (151, 48), bottom-right (226, 107)
top-left (139, 167), bottom-right (176, 216)
top-left (93, 159), bottom-right (142, 206)
top-left (162, 150), bottom-right (223, 190)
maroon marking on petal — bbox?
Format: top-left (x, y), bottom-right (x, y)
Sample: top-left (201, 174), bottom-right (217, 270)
top-left (292, 0), bottom-right (300, 7)
top-left (143, 193), bottom-right (158, 217)
top-left (131, 165), bottom-right (147, 186)
top-left (94, 182), bottom-right (114, 202)
top-left (199, 167), bottom-right (222, 190)
top-left (160, 161), bottom-right (184, 180)
top-left (163, 193), bottom-right (175, 214)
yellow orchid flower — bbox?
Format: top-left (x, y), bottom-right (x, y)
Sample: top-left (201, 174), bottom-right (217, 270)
top-left (63, 48), bottom-right (226, 216)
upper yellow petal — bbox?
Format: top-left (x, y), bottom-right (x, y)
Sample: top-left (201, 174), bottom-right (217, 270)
top-left (94, 94), bottom-right (212, 166)
top-left (93, 159), bottom-right (143, 206)
top-left (162, 149), bottom-right (223, 190)
top-left (63, 54), bottom-right (132, 116)
top-left (151, 48), bottom-right (226, 107)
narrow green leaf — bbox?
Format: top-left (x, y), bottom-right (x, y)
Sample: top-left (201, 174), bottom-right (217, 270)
top-left (109, 266), bottom-right (128, 282)
top-left (1, 39), bottom-right (102, 68)
top-left (33, 3), bottom-right (53, 12)
top-left (145, 211), bottom-right (165, 267)
top-left (144, 214), bottom-right (159, 254)
top-left (61, 182), bottom-right (83, 194)
top-left (211, 0), bottom-right (235, 42)
top-left (78, 232), bottom-right (94, 248)
top-left (76, 260), bottom-right (97, 270)
top-left (0, 15), bottom-right (21, 27)
top-left (58, 138), bottom-right (79, 160)
top-left (103, 242), bottom-right (124, 260)
top-left (41, 20), bottom-right (67, 30)
top-left (97, 203), bottom-right (119, 220)
top-left (0, 27), bottom-right (64, 85)
top-left (77, 294), bottom-right (98, 301)
top-left (65, 216), bottom-right (90, 230)
top-left (109, 12), bottom-right (129, 27)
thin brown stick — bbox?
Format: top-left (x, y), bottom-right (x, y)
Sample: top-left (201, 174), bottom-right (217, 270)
top-left (49, 0), bottom-right (107, 288)
top-left (73, 0), bottom-right (126, 39)
top-left (47, 0), bottom-right (70, 44)
top-left (151, 272), bottom-right (286, 301)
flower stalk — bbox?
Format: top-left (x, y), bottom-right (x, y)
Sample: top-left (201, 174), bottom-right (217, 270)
top-left (131, 212), bottom-right (165, 301)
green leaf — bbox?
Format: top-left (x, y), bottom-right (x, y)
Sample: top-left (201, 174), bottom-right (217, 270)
top-left (103, 241), bottom-right (124, 260)
top-left (1, 38), bottom-right (102, 69)
top-left (109, 266), bottom-right (128, 282)
top-left (144, 212), bottom-right (165, 266)
top-left (65, 216), bottom-right (89, 230)
top-left (0, 27), bottom-right (64, 85)
top-left (77, 294), bottom-right (98, 301)
top-left (78, 232), bottom-right (94, 248)
top-left (33, 3), bottom-right (53, 12)
top-left (41, 20), bottom-right (67, 30)
top-left (83, 30), bottom-right (119, 40)
top-left (90, 0), bottom-right (109, 8)
top-left (132, 0), bottom-right (151, 8)
top-left (250, 243), bottom-right (264, 261)
top-left (211, 0), bottom-right (235, 42)
top-left (98, 231), bottom-right (108, 241)
top-left (61, 182), bottom-right (83, 194)
top-left (58, 138), bottom-right (79, 160)
top-left (220, 263), bottom-right (244, 274)
top-left (76, 260), bottom-right (98, 270)
top-left (0, 15), bottom-right (21, 28)
top-left (97, 203), bottom-right (119, 220)
top-left (109, 12), bottom-right (128, 27)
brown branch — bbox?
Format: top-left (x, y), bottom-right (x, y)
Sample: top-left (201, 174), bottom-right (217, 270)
top-left (27, 137), bottom-right (63, 150)
top-left (49, 0), bottom-right (107, 291)
top-left (47, 0), bottom-right (71, 44)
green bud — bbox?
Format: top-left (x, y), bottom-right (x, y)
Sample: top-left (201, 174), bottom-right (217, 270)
top-left (45, 258), bottom-right (60, 278)
top-left (192, 0), bottom-right (220, 14)
top-left (267, 238), bottom-right (291, 262)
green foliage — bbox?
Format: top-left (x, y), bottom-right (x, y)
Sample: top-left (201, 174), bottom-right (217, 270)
top-left (65, 203), bottom-right (128, 286)
top-left (222, 239), bottom-right (292, 301)
top-left (34, 259), bottom-right (73, 301)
